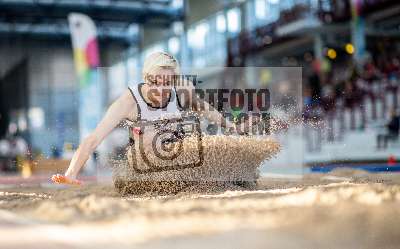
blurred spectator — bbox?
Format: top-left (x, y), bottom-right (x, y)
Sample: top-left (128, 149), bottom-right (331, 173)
top-left (93, 150), bottom-right (99, 172)
top-left (308, 72), bottom-right (321, 104)
top-left (9, 133), bottom-right (28, 158)
top-left (51, 146), bottom-right (61, 158)
top-left (0, 137), bottom-right (11, 172)
top-left (321, 83), bottom-right (335, 113)
top-left (363, 58), bottom-right (379, 82)
top-left (0, 133), bottom-right (28, 172)
top-left (343, 80), bottom-right (356, 108)
top-left (0, 138), bottom-right (11, 156)
top-left (376, 109), bottom-right (400, 150)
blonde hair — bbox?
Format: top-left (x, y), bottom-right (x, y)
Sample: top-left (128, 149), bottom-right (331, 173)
top-left (142, 52), bottom-right (180, 81)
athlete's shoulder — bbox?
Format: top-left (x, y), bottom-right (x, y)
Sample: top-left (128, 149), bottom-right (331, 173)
top-left (126, 84), bottom-right (142, 103)
top-left (122, 87), bottom-right (140, 121)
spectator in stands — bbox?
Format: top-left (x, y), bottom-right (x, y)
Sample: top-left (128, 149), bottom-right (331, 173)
top-left (377, 109), bottom-right (400, 150)
top-left (363, 58), bottom-right (379, 83)
top-left (343, 80), bottom-right (356, 108)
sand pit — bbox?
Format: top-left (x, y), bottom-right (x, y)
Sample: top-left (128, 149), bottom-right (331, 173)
top-left (1, 171), bottom-right (400, 249)
top-left (111, 135), bottom-right (280, 195)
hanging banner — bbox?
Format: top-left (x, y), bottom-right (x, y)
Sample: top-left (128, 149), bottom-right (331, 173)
top-left (351, 0), bottom-right (366, 62)
top-left (68, 13), bottom-right (102, 141)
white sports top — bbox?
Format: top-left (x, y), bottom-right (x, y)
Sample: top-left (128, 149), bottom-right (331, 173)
top-left (126, 83), bottom-right (182, 124)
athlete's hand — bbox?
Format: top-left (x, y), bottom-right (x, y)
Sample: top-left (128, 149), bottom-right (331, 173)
top-left (51, 174), bottom-right (83, 186)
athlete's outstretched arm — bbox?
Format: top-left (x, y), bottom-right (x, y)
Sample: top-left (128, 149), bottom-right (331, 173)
top-left (52, 89), bottom-right (137, 185)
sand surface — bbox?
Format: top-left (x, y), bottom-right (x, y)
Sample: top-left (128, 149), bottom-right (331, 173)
top-left (1, 169), bottom-right (400, 249)
top-left (113, 135), bottom-right (280, 195)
